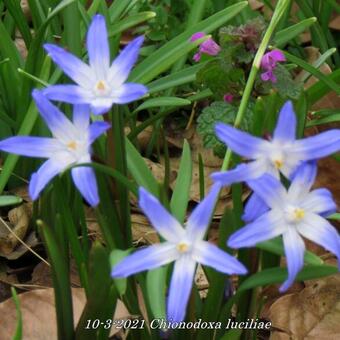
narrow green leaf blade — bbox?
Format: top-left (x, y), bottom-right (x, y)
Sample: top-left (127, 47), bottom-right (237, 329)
top-left (238, 265), bottom-right (338, 292)
top-left (170, 140), bottom-right (192, 223)
top-left (133, 97), bottom-right (191, 114)
top-left (146, 267), bottom-right (167, 320)
top-left (275, 17), bottom-right (317, 47)
top-left (125, 137), bottom-right (159, 196)
top-left (11, 287), bottom-right (22, 340)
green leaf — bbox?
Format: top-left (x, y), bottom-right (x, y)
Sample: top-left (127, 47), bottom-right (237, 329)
top-left (133, 97), bottom-right (191, 114)
top-left (257, 238), bottom-right (323, 265)
top-left (283, 50), bottom-right (340, 95)
top-left (0, 195), bottom-right (22, 207)
top-left (3, 0), bottom-right (32, 48)
top-left (307, 112), bottom-right (340, 127)
top-left (110, 249), bottom-right (131, 295)
top-left (197, 60), bottom-right (245, 99)
top-left (329, 213), bottom-right (340, 220)
top-left (272, 64), bottom-right (302, 99)
top-left (238, 265), bottom-right (338, 292)
top-left (306, 68), bottom-right (340, 105)
top-left (129, 2), bottom-right (248, 84)
top-left (274, 17), bottom-right (317, 47)
top-left (146, 267), bottom-right (167, 319)
top-left (147, 63), bottom-right (207, 94)
top-left (299, 48), bottom-right (337, 83)
top-left (108, 12), bottom-right (156, 37)
top-left (170, 140), bottom-right (192, 223)
top-left (125, 137), bottom-right (159, 196)
top-left (11, 287), bottom-right (22, 340)
top-left (220, 329), bottom-right (243, 340)
top-left (76, 242), bottom-right (117, 340)
top-left (197, 102), bottom-right (253, 157)
top-left (37, 219), bottom-right (74, 340)
top-left (0, 56), bottom-right (51, 194)
top-left (109, 0), bottom-right (132, 23)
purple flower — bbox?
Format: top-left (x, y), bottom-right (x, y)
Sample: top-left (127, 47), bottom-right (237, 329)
top-left (223, 93), bottom-right (234, 103)
top-left (190, 32), bottom-right (206, 42)
top-left (190, 32), bottom-right (221, 62)
top-left (260, 50), bottom-right (286, 83)
top-left (211, 101), bottom-right (340, 191)
top-left (227, 162), bottom-right (340, 292)
top-left (42, 15), bottom-right (148, 115)
top-left (111, 184), bottom-right (247, 322)
top-left (0, 90), bottom-right (110, 206)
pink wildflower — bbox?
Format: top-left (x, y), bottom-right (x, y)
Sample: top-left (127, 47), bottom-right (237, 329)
top-left (260, 50), bottom-right (286, 83)
top-left (190, 32), bottom-right (221, 62)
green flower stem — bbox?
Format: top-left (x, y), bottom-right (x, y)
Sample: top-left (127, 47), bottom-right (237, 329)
top-left (220, 0), bottom-right (290, 172)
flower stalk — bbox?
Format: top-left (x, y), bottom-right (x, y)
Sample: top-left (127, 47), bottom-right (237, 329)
top-left (221, 0), bottom-right (291, 172)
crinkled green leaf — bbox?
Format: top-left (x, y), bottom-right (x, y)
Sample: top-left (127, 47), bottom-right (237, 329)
top-left (273, 64), bottom-right (303, 99)
top-left (197, 102), bottom-right (253, 157)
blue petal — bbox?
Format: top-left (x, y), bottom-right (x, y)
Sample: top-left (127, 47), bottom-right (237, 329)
top-left (112, 83), bottom-right (148, 104)
top-left (87, 15), bottom-right (110, 79)
top-left (42, 85), bottom-right (92, 105)
top-left (0, 136), bottom-right (61, 158)
top-left (192, 241), bottom-right (247, 274)
top-left (288, 161), bottom-right (317, 199)
top-left (280, 229), bottom-right (305, 292)
top-left (292, 129), bottom-right (340, 160)
top-left (302, 188), bottom-right (337, 217)
top-left (89, 122), bottom-right (111, 143)
top-left (139, 187), bottom-right (185, 242)
top-left (71, 166), bottom-right (99, 207)
top-left (186, 183), bottom-right (221, 241)
top-left (298, 213), bottom-right (340, 269)
top-left (247, 174), bottom-right (286, 210)
top-left (215, 123), bottom-right (268, 158)
top-left (44, 44), bottom-right (94, 86)
top-left (167, 255), bottom-right (196, 322)
top-left (108, 36), bottom-right (144, 85)
top-left (227, 212), bottom-right (284, 248)
top-left (73, 105), bottom-right (91, 129)
top-left (273, 101), bottom-right (296, 142)
top-left (32, 90), bottom-right (77, 140)
top-left (211, 162), bottom-right (263, 186)
top-left (29, 158), bottom-right (64, 200)
top-left (242, 193), bottom-right (269, 223)
top-left (111, 243), bottom-right (178, 278)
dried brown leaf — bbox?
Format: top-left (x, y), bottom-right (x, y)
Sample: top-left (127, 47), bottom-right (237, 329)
top-left (0, 288), bottom-right (86, 340)
top-left (268, 269), bottom-right (340, 340)
top-left (0, 205), bottom-right (31, 257)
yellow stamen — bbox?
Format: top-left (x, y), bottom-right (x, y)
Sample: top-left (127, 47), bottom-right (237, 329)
top-left (176, 242), bottom-right (189, 253)
top-left (274, 159), bottom-right (283, 169)
top-left (294, 208), bottom-right (305, 220)
top-left (67, 141), bottom-right (77, 150)
top-left (96, 80), bottom-right (106, 91)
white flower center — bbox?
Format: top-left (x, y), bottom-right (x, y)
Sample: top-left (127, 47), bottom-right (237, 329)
top-left (67, 141), bottom-right (77, 150)
top-left (94, 80), bottom-right (110, 96)
top-left (176, 242), bottom-right (190, 253)
top-left (63, 137), bottom-right (89, 162)
top-left (285, 205), bottom-right (305, 223)
top-left (273, 158), bottom-right (283, 169)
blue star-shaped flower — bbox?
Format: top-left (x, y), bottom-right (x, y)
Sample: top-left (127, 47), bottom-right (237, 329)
top-left (228, 162), bottom-right (340, 292)
top-left (0, 90), bottom-right (110, 206)
top-left (111, 184), bottom-right (247, 322)
top-left (211, 101), bottom-right (340, 222)
top-left (42, 15), bottom-right (148, 114)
